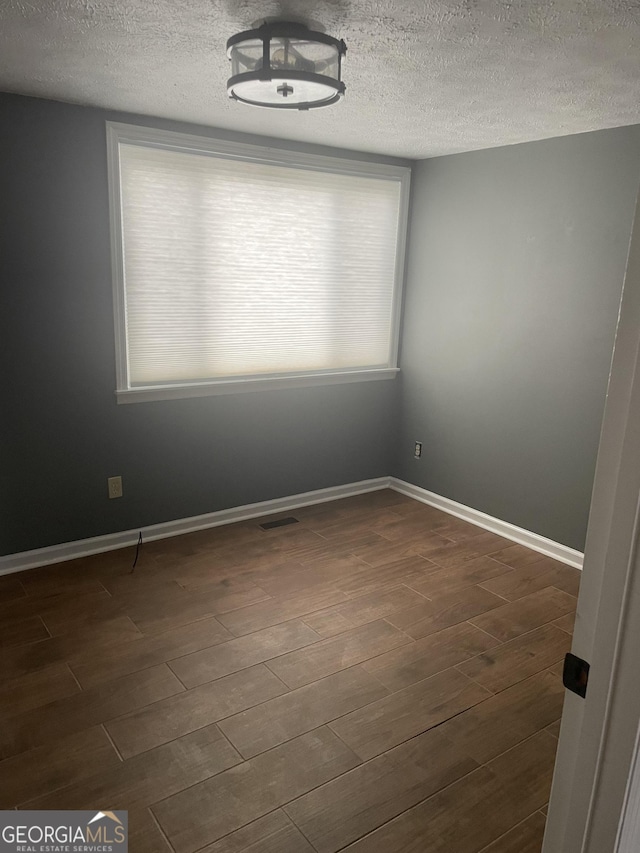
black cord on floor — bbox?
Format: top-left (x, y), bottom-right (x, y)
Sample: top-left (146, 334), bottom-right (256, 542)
top-left (130, 531), bottom-right (143, 573)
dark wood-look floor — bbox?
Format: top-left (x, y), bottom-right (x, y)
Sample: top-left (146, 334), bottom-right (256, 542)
top-left (0, 490), bottom-right (579, 852)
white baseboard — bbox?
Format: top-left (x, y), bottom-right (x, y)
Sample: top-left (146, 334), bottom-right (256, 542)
top-left (0, 477), bottom-right (390, 576)
top-left (389, 478), bottom-right (584, 570)
top-left (1, 475), bottom-right (584, 576)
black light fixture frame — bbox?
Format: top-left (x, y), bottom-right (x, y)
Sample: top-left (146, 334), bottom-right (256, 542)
top-left (226, 22), bottom-right (347, 111)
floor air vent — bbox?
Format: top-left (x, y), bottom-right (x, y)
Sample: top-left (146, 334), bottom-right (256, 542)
top-left (259, 516), bottom-right (299, 530)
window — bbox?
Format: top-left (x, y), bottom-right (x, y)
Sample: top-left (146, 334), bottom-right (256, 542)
top-left (107, 122), bottom-right (410, 402)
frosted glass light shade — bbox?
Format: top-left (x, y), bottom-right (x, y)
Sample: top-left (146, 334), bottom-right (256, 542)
top-left (227, 22), bottom-right (346, 110)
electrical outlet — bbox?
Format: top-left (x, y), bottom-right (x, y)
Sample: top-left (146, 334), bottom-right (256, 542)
top-left (108, 476), bottom-right (123, 499)
top-left (414, 441), bottom-right (422, 459)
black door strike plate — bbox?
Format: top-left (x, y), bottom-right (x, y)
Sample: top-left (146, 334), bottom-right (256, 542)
top-left (563, 652), bottom-right (590, 698)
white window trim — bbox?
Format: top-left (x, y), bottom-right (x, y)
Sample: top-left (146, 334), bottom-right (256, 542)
top-left (106, 121), bottom-right (410, 403)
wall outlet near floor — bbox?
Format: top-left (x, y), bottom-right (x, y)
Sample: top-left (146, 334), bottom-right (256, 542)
top-left (414, 441), bottom-right (422, 459)
top-left (108, 475), bottom-right (123, 499)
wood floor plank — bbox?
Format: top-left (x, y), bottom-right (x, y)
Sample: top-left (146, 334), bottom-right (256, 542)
top-left (480, 562), bottom-right (573, 601)
top-left (307, 510), bottom-right (402, 540)
top-left (334, 556), bottom-right (439, 598)
top-left (546, 719), bottom-right (562, 738)
top-left (234, 547), bottom-right (315, 575)
top-left (438, 670), bottom-right (564, 763)
top-left (434, 529), bottom-right (513, 558)
top-left (127, 809), bottom-right (173, 853)
top-left (330, 667), bottom-right (491, 760)
top-left (0, 588), bottom-right (131, 640)
top-left (303, 489), bottom-right (409, 518)
top-left (105, 664), bottom-right (287, 758)
top-left (349, 537), bottom-right (433, 568)
top-left (164, 552), bottom-right (266, 581)
top-left (0, 663), bottom-right (81, 716)
top-left (302, 608), bottom-right (354, 637)
top-left (267, 620), bottom-right (411, 689)
top-left (294, 532), bottom-right (386, 564)
top-left (248, 556), bottom-right (364, 597)
top-left (128, 585), bottom-right (272, 635)
top-left (241, 563), bottom-right (335, 599)
top-left (69, 615), bottom-right (233, 688)
top-left (295, 497), bottom-right (386, 526)
top-left (37, 592), bottom-right (123, 636)
top-left (342, 732), bottom-right (557, 853)
top-left (553, 611), bottom-right (576, 634)
top-left (197, 811), bottom-right (315, 853)
top-left (401, 509), bottom-right (478, 535)
top-left (457, 624), bottom-right (571, 693)
top-left (217, 586), bottom-right (349, 636)
top-left (408, 556), bottom-right (514, 598)
top-left (1, 492), bottom-right (568, 851)
top-left (330, 585), bottom-right (427, 626)
top-left (284, 726), bottom-right (478, 853)
top-left (168, 541), bottom-right (282, 577)
top-left (1, 663), bottom-right (184, 759)
top-left (0, 726), bottom-right (121, 807)
top-left (169, 620), bottom-right (320, 688)
top-left (260, 527), bottom-right (329, 555)
top-left (387, 585), bottom-right (506, 639)
top-left (362, 621), bottom-right (498, 692)
top-left (0, 617), bottom-right (152, 680)
top-left (62, 548), bottom-right (151, 578)
top-left (369, 512), bottom-right (455, 543)
top-left (411, 539), bottom-right (500, 568)
top-left (102, 571), bottom-right (199, 598)
top-left (384, 499), bottom-right (447, 520)
top-left (178, 569), bottom-right (282, 596)
top-left (0, 576), bottom-right (26, 604)
top-left (62, 613), bottom-right (145, 642)
top-left (477, 811), bottom-right (547, 853)
top-left (489, 545), bottom-right (565, 571)
top-left (25, 723), bottom-right (241, 811)
top-left (219, 666), bottom-right (388, 758)
top-left (433, 523), bottom-right (510, 548)
top-left (0, 614), bottom-right (49, 649)
top-left (19, 568), bottom-right (108, 600)
top-left (368, 528), bottom-right (458, 557)
top-left (152, 728), bottom-right (360, 853)
top-left (470, 587), bottom-right (577, 642)
top-left (549, 565), bottom-right (581, 597)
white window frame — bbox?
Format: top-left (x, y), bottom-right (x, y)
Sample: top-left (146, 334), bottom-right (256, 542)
top-left (106, 121), bottom-right (410, 404)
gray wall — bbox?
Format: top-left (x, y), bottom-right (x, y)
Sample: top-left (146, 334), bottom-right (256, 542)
top-left (396, 126), bottom-right (640, 551)
top-left (3, 91), bottom-right (638, 558)
top-left (0, 93), bottom-right (403, 556)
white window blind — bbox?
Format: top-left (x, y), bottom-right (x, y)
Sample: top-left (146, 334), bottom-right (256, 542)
top-left (108, 124), bottom-right (409, 401)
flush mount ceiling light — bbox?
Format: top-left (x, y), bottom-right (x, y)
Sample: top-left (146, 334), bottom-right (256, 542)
top-left (226, 22), bottom-right (347, 110)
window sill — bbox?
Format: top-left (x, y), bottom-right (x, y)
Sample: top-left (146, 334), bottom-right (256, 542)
top-left (116, 368), bottom-right (399, 404)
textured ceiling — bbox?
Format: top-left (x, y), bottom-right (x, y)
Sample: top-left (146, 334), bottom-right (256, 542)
top-left (1, 0), bottom-right (639, 158)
